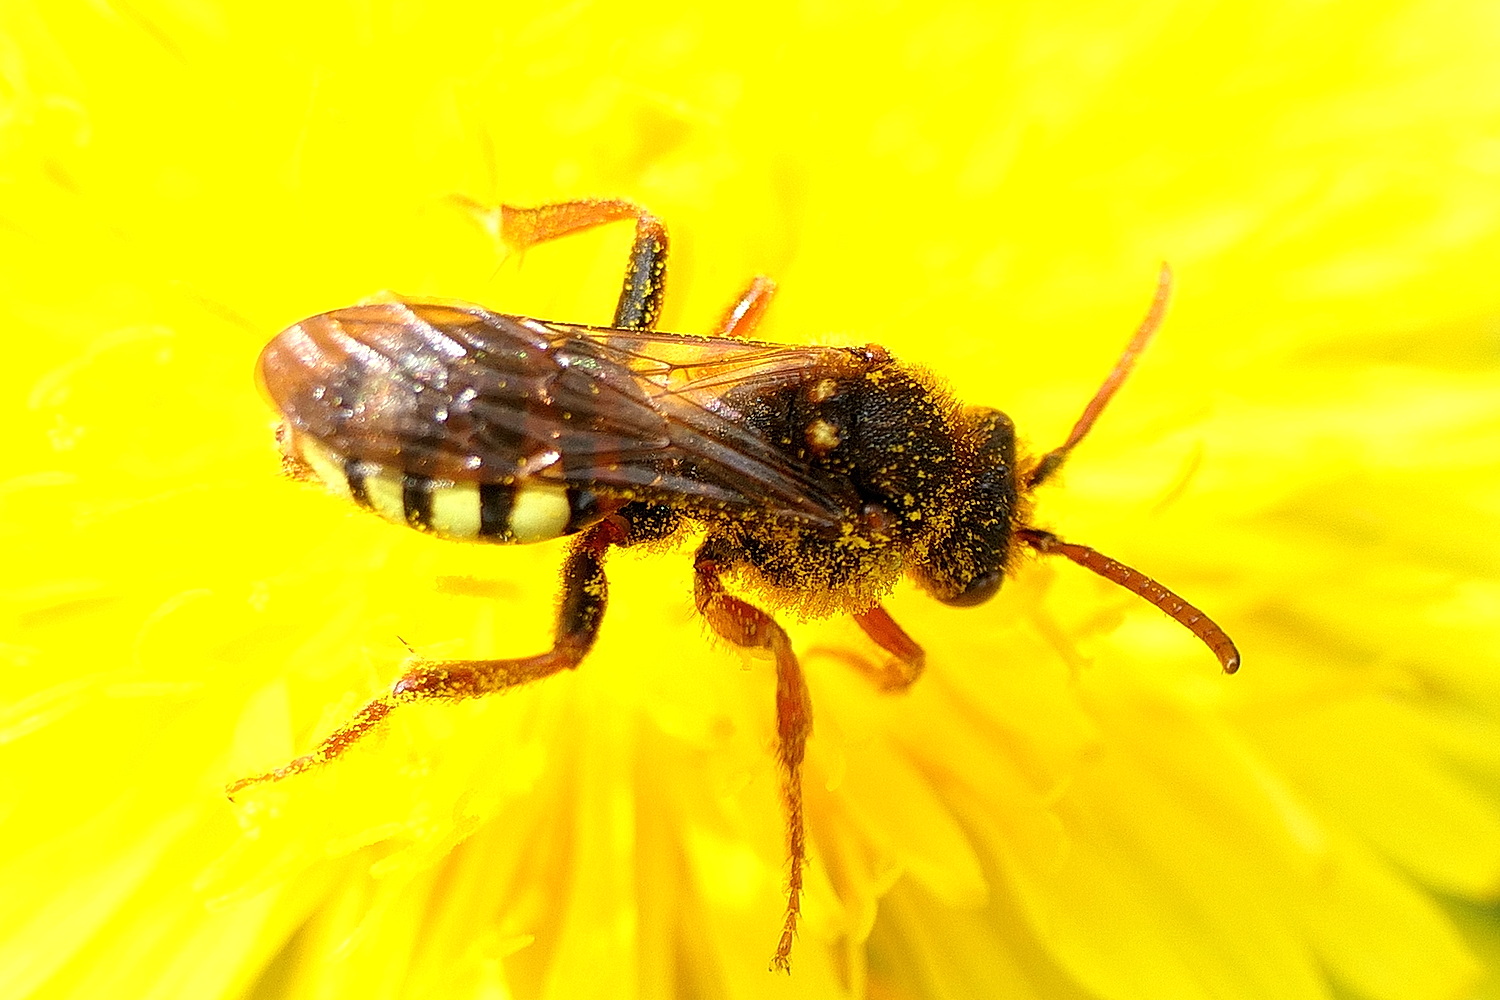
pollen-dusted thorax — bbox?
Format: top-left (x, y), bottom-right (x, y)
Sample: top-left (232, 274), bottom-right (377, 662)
top-left (706, 358), bottom-right (1023, 618)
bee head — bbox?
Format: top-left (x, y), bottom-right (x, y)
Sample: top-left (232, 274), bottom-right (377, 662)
top-left (909, 407), bottom-right (1021, 607)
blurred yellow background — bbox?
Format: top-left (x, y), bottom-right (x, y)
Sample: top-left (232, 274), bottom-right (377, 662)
top-left (1, 2), bottom-right (1498, 999)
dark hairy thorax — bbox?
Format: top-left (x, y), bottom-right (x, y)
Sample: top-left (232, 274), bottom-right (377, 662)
top-left (703, 358), bottom-right (980, 609)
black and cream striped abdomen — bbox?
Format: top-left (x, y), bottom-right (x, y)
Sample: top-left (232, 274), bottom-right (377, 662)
top-left (290, 431), bottom-right (604, 544)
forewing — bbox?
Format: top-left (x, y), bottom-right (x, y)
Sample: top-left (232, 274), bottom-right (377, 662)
top-left (258, 301), bottom-right (863, 528)
top-left (549, 326), bottom-right (869, 526)
top-left (260, 302), bottom-right (572, 480)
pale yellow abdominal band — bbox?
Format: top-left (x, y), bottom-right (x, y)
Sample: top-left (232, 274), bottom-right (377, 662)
top-left (293, 433), bottom-right (577, 543)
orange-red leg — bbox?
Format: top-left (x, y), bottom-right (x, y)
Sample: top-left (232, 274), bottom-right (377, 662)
top-left (715, 275), bottom-right (778, 339)
top-left (228, 522), bottom-right (621, 797)
top-left (693, 541), bottom-right (811, 973)
top-left (851, 604), bottom-right (926, 691)
top-left (489, 199), bottom-right (670, 331)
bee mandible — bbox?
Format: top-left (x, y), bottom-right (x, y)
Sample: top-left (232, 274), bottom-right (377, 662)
top-left (234, 198), bottom-right (1240, 972)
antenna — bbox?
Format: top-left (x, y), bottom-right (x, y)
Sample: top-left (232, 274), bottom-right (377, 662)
top-left (1028, 263), bottom-right (1172, 489)
top-left (1020, 527), bottom-right (1240, 673)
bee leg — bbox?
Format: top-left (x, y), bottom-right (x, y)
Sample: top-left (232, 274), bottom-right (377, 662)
top-left (227, 521), bottom-right (622, 798)
top-left (850, 604), bottom-right (926, 691)
top-left (693, 541), bottom-right (811, 973)
top-left (479, 198), bottom-right (669, 331)
top-left (714, 275), bottom-right (778, 339)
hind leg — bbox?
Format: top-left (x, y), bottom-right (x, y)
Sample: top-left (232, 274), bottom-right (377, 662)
top-left (228, 519), bottom-right (626, 797)
top-left (467, 198), bottom-right (671, 331)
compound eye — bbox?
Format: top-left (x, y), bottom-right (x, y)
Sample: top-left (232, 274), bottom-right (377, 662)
top-left (939, 570), bottom-right (1003, 608)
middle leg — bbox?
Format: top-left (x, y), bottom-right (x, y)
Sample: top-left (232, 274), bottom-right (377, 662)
top-left (714, 274), bottom-right (778, 339)
top-left (693, 539), bottom-right (811, 973)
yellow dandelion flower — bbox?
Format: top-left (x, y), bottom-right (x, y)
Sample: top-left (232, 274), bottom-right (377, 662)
top-left (2, 2), bottom-right (1498, 999)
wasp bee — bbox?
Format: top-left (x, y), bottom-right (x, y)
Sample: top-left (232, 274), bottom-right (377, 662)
top-left (235, 199), bottom-right (1239, 972)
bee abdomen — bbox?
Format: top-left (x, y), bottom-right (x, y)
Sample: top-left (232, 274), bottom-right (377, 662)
top-left (293, 433), bottom-right (600, 543)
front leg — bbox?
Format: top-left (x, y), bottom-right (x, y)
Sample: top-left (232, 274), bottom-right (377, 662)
top-left (693, 539), bottom-right (812, 973)
top-left (227, 519), bottom-right (624, 797)
top-left (851, 604), bottom-right (926, 691)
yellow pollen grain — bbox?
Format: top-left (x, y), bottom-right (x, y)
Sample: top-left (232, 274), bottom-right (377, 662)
top-left (806, 419), bottom-right (840, 453)
top-left (809, 378), bottom-right (837, 403)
